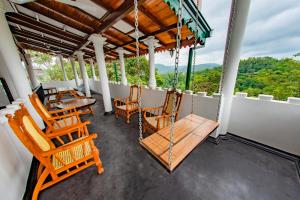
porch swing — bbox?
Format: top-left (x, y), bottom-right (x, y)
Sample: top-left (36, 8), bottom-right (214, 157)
top-left (133, 0), bottom-right (219, 171)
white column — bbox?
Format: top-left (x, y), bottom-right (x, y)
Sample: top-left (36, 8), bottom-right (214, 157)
top-left (89, 58), bottom-right (97, 80)
top-left (144, 36), bottom-right (159, 89)
top-left (0, 0), bottom-right (44, 129)
top-left (58, 54), bottom-right (68, 81)
top-left (216, 0), bottom-right (251, 137)
top-left (69, 57), bottom-right (80, 89)
top-left (88, 34), bottom-right (112, 113)
top-left (75, 51), bottom-right (91, 97)
top-left (24, 53), bottom-right (39, 88)
top-left (116, 47), bottom-right (127, 85)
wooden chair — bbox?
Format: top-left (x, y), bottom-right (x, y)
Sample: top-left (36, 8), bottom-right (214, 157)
top-left (142, 89), bottom-right (184, 134)
top-left (114, 85), bottom-right (141, 123)
top-left (29, 93), bottom-right (82, 135)
top-left (6, 104), bottom-right (104, 200)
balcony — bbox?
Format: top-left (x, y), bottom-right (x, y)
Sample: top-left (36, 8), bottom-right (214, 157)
top-left (0, 0), bottom-right (299, 200)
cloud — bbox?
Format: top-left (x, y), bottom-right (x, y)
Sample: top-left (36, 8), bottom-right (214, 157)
top-left (155, 0), bottom-right (300, 66)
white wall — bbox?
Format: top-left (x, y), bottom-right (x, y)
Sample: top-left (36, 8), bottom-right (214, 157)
top-left (0, 105), bottom-right (32, 200)
top-left (229, 94), bottom-right (300, 156)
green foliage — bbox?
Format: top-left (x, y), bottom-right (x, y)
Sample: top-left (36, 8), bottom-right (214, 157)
top-left (33, 50), bottom-right (300, 101)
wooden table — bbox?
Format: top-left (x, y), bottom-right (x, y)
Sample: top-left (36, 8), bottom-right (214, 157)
top-left (56, 98), bottom-right (96, 115)
top-left (140, 114), bottom-right (219, 172)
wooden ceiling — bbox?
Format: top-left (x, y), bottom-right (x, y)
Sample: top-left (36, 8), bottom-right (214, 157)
top-left (6, 0), bottom-right (201, 60)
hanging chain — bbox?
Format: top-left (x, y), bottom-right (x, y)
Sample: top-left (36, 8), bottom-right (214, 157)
top-left (191, 30), bottom-right (198, 114)
top-left (168, 0), bottom-right (183, 168)
top-left (134, 0), bottom-right (143, 141)
top-left (216, 0), bottom-right (237, 121)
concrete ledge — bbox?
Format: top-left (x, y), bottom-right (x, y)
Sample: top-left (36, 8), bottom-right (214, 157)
top-left (288, 97), bottom-right (300, 105)
top-left (258, 94), bottom-right (273, 101)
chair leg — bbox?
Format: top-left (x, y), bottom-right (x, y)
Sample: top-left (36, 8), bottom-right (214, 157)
top-left (32, 169), bottom-right (49, 200)
top-left (126, 114), bottom-right (130, 124)
top-left (92, 147), bottom-right (104, 174)
top-left (37, 163), bottom-right (44, 179)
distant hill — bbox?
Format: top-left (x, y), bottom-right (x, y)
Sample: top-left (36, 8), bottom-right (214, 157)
top-left (156, 63), bottom-right (220, 74)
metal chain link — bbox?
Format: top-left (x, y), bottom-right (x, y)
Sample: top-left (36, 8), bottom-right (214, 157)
top-left (216, 0), bottom-right (237, 121)
top-left (191, 31), bottom-right (198, 114)
top-left (168, 0), bottom-right (183, 168)
top-left (134, 0), bottom-right (143, 141)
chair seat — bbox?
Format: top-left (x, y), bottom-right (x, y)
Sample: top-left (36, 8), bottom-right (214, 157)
top-left (145, 116), bottom-right (171, 129)
top-left (53, 116), bottom-right (78, 130)
top-left (116, 103), bottom-right (138, 111)
top-left (52, 139), bottom-right (92, 170)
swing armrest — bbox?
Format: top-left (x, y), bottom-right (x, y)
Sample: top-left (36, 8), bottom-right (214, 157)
top-left (41, 133), bottom-right (97, 157)
top-left (47, 121), bottom-right (91, 138)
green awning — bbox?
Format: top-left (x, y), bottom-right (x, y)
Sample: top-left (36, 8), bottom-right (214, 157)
top-left (164, 0), bottom-right (212, 44)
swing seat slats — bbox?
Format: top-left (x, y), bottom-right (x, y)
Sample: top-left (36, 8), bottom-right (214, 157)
top-left (140, 114), bottom-right (219, 171)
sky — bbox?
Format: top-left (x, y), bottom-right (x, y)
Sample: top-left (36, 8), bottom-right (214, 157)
top-left (154, 0), bottom-right (300, 66)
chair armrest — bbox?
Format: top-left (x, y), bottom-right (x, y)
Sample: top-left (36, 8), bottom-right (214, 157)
top-left (142, 106), bottom-right (163, 112)
top-left (49, 106), bottom-right (77, 115)
top-left (49, 112), bottom-right (80, 120)
top-left (47, 121), bottom-right (91, 138)
top-left (41, 133), bottom-right (97, 157)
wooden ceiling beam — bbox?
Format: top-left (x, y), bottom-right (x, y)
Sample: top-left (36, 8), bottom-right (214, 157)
top-left (10, 26), bottom-right (78, 51)
top-left (22, 1), bottom-right (94, 34)
top-left (16, 37), bottom-right (73, 54)
top-left (6, 12), bottom-right (84, 44)
top-left (74, 0), bottom-right (148, 53)
top-left (138, 5), bottom-right (176, 39)
top-left (109, 23), bottom-right (177, 52)
top-left (18, 39), bottom-right (72, 55)
top-left (21, 44), bottom-right (69, 57)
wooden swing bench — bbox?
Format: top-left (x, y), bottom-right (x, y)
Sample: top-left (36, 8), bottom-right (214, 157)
top-left (140, 114), bottom-right (219, 171)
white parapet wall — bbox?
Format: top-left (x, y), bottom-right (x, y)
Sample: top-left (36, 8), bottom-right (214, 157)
top-left (229, 93), bottom-right (300, 156)
top-left (53, 80), bottom-right (300, 156)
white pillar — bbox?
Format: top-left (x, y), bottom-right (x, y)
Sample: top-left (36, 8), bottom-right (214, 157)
top-left (144, 36), bottom-right (159, 89)
top-left (69, 57), bottom-right (80, 89)
top-left (216, 0), bottom-right (251, 137)
top-left (24, 53), bottom-right (39, 88)
top-left (0, 0), bottom-right (44, 129)
top-left (89, 58), bottom-right (97, 80)
top-left (116, 47), bottom-right (127, 85)
top-left (58, 54), bottom-right (68, 81)
top-left (75, 51), bottom-right (91, 97)
top-left (88, 34), bottom-right (112, 113)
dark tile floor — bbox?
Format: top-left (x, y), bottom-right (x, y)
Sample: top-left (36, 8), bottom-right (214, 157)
top-left (40, 94), bottom-right (300, 200)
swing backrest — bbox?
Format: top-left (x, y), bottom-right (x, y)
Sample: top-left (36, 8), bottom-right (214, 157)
top-left (162, 89), bottom-right (184, 118)
top-left (129, 85), bottom-right (140, 102)
top-left (6, 104), bottom-right (55, 158)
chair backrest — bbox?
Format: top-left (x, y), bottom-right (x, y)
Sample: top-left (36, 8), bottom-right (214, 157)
top-left (29, 93), bottom-right (52, 123)
top-left (162, 89), bottom-right (184, 117)
top-left (6, 104), bottom-right (55, 158)
top-left (129, 85), bottom-right (140, 102)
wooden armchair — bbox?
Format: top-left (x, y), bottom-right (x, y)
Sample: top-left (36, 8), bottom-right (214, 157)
top-left (114, 85), bottom-right (141, 123)
top-left (6, 104), bottom-right (103, 200)
top-left (142, 89), bottom-right (184, 134)
top-left (29, 93), bottom-right (82, 135)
